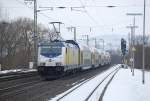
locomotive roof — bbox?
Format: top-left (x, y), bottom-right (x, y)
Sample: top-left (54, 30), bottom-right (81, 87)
top-left (38, 40), bottom-right (79, 48)
top-left (38, 41), bottom-right (65, 47)
top-left (65, 40), bottom-right (80, 48)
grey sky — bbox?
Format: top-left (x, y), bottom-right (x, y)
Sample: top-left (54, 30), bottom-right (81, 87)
top-left (0, 0), bottom-right (150, 50)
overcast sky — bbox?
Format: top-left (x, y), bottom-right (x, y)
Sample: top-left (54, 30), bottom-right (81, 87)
top-left (0, 0), bottom-right (150, 50)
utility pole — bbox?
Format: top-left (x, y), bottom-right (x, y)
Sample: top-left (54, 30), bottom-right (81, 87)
top-left (98, 39), bottom-right (104, 50)
top-left (126, 25), bottom-right (138, 76)
top-left (86, 35), bottom-right (89, 46)
top-left (94, 38), bottom-right (97, 48)
top-left (142, 0), bottom-right (146, 84)
top-left (67, 27), bottom-right (77, 41)
top-left (91, 38), bottom-right (97, 48)
top-left (24, 0), bottom-right (38, 68)
top-left (126, 13), bottom-right (142, 76)
top-left (73, 27), bottom-right (76, 41)
top-left (33, 0), bottom-right (38, 68)
top-left (83, 35), bottom-right (89, 46)
top-left (128, 32), bottom-right (132, 68)
top-left (102, 39), bottom-right (104, 50)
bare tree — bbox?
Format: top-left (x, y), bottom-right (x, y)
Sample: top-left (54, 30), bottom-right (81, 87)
top-left (0, 3), bottom-right (2, 21)
top-left (0, 3), bottom-right (9, 67)
top-left (0, 17), bottom-right (59, 69)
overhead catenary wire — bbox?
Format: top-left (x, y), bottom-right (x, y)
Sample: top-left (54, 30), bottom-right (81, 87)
top-left (4, 0), bottom-right (77, 42)
top-left (11, 0), bottom-right (146, 36)
top-left (78, 0), bottom-right (100, 25)
top-left (82, 5), bottom-right (150, 8)
top-left (14, 0), bottom-right (73, 27)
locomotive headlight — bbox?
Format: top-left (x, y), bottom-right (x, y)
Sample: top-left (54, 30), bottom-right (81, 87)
top-left (40, 62), bottom-right (45, 66)
top-left (56, 62), bottom-right (62, 66)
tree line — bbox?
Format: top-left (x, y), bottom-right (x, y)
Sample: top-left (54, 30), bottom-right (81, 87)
top-left (0, 17), bottom-right (58, 70)
top-left (126, 36), bottom-right (150, 70)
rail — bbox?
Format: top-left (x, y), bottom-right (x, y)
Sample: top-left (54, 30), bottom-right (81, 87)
top-left (56, 65), bottom-right (120, 101)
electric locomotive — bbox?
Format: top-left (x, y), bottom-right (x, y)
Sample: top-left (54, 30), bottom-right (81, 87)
top-left (37, 40), bottom-right (80, 78)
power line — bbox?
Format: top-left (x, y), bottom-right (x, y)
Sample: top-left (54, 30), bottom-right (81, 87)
top-left (14, 0), bottom-right (65, 24)
top-left (78, 0), bottom-right (101, 26)
top-left (20, 0), bottom-right (76, 27)
top-left (0, 6), bottom-right (30, 8)
top-left (15, 0), bottom-right (33, 9)
top-left (83, 5), bottom-right (150, 8)
top-left (14, 0), bottom-right (54, 20)
top-left (84, 11), bottom-right (100, 26)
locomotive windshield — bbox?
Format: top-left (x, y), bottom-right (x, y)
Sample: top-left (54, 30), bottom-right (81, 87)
top-left (39, 42), bottom-right (64, 58)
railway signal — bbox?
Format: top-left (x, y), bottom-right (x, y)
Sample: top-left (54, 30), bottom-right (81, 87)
top-left (121, 38), bottom-right (126, 66)
top-left (121, 38), bottom-right (126, 56)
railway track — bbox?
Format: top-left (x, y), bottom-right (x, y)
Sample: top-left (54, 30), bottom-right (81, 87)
top-left (27, 65), bottom-right (112, 101)
top-left (0, 70), bottom-right (40, 97)
top-left (55, 65), bottom-right (120, 101)
top-left (0, 71), bottom-right (38, 82)
top-left (0, 66), bottom-right (106, 98)
top-left (85, 68), bottom-right (120, 101)
top-left (0, 80), bottom-right (41, 96)
top-left (0, 65), bottom-right (115, 101)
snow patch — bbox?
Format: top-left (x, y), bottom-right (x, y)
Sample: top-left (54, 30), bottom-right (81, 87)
top-left (0, 69), bottom-right (37, 75)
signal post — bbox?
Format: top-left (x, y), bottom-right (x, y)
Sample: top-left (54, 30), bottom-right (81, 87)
top-left (121, 38), bottom-right (126, 67)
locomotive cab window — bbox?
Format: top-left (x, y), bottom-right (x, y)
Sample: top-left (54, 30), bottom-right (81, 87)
top-left (40, 42), bottom-right (64, 58)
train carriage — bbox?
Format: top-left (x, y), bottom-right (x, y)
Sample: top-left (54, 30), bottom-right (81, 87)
top-left (78, 44), bottom-right (92, 70)
top-left (90, 47), bottom-right (99, 68)
top-left (98, 50), bottom-right (105, 66)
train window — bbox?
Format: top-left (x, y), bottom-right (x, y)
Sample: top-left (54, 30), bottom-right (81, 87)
top-left (40, 47), bottom-right (62, 57)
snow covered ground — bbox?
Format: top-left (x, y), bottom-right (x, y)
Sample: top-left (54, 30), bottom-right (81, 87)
top-left (50, 64), bottom-right (120, 101)
top-left (0, 69), bottom-right (37, 75)
top-left (50, 65), bottom-right (150, 101)
top-left (103, 68), bottom-right (150, 101)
